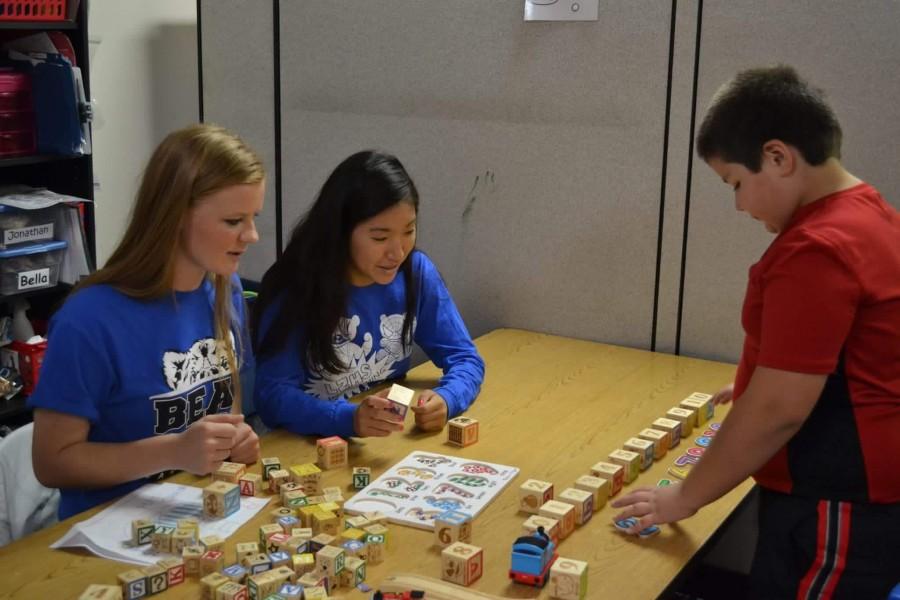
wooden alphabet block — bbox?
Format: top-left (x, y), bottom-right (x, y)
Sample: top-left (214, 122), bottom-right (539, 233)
top-left (267, 469), bottom-right (291, 494)
top-left (200, 550), bottom-right (225, 575)
top-left (171, 528), bottom-right (195, 554)
top-left (624, 437), bottom-right (655, 471)
top-left (131, 519), bottom-right (154, 546)
top-left (608, 449), bottom-right (641, 484)
top-left (539, 500), bottom-right (576, 540)
top-left (574, 474), bottom-right (609, 512)
top-left (447, 416), bottom-right (479, 447)
top-left (308, 533), bottom-right (336, 553)
top-left (289, 463), bottom-right (322, 495)
top-left (150, 525), bottom-right (174, 554)
top-left (434, 509), bottom-right (473, 547)
top-left (590, 461), bottom-right (624, 497)
top-left (182, 545), bottom-right (204, 576)
top-left (212, 461), bottom-right (246, 483)
top-left (238, 473), bottom-right (262, 497)
top-left (141, 564), bottom-right (167, 595)
top-left (265, 533), bottom-right (290, 555)
top-left (311, 510), bottom-right (339, 536)
top-left (117, 569), bottom-right (147, 600)
top-left (345, 515), bottom-right (370, 530)
top-left (365, 533), bottom-right (386, 565)
top-left (341, 539), bottom-right (367, 560)
top-left (302, 586), bottom-right (329, 600)
top-left (652, 417), bottom-right (683, 448)
top-left (352, 466), bottom-right (371, 489)
top-left (666, 407), bottom-right (695, 436)
top-left (199, 572), bottom-right (230, 600)
top-left (246, 571), bottom-right (281, 600)
top-left (363, 523), bottom-right (389, 548)
top-left (681, 393), bottom-right (714, 425)
top-left (522, 515), bottom-right (560, 545)
top-left (316, 544), bottom-right (346, 578)
top-left (440, 541), bottom-right (483, 586)
top-left (518, 479), bottom-right (554, 514)
top-left (549, 557), bottom-right (589, 600)
top-left (291, 552), bottom-right (316, 576)
top-left (316, 435), bottom-right (348, 470)
top-left (638, 428), bottom-right (669, 460)
top-left (258, 524), bottom-right (282, 548)
top-left (261, 457), bottom-right (281, 479)
top-left (214, 581), bottom-right (247, 600)
top-left (203, 481), bottom-right (240, 518)
top-left (278, 583), bottom-right (305, 599)
top-left (319, 499), bottom-right (344, 521)
top-left (386, 383), bottom-right (415, 419)
top-left (243, 553), bottom-right (271, 575)
top-left (557, 488), bottom-right (594, 525)
top-left (157, 557), bottom-right (185, 586)
top-left (200, 534), bottom-right (225, 553)
top-left (236, 541), bottom-right (261, 562)
top-left (221, 563), bottom-right (248, 584)
top-left (344, 555), bottom-right (367, 586)
top-left (268, 551), bottom-right (291, 569)
top-left (278, 481), bottom-right (303, 502)
top-left (78, 584), bottom-right (123, 599)
top-left (340, 527), bottom-right (367, 543)
top-left (277, 515), bottom-right (301, 534)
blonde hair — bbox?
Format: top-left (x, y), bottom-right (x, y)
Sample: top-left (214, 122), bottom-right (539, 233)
top-left (79, 123), bottom-right (265, 409)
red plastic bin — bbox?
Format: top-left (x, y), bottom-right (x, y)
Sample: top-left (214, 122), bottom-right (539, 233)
top-left (0, 0), bottom-right (66, 21)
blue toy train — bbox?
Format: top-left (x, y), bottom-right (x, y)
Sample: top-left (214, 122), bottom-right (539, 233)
top-left (509, 526), bottom-right (558, 587)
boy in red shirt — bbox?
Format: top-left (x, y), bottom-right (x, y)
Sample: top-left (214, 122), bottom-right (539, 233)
top-left (613, 65), bottom-right (900, 598)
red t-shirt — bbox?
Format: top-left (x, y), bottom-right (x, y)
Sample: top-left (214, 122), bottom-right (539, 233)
top-left (733, 183), bottom-right (900, 503)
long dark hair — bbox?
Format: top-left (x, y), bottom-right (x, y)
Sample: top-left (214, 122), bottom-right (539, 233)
top-left (253, 150), bottom-right (419, 375)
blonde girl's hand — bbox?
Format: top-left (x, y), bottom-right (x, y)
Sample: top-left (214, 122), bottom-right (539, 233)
top-left (176, 413), bottom-right (241, 475)
top-left (410, 389), bottom-right (448, 432)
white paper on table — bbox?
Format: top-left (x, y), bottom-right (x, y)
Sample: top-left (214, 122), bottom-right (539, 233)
top-left (50, 482), bottom-right (271, 566)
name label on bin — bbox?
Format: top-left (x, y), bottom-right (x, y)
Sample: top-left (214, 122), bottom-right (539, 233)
top-left (4, 223), bottom-right (54, 246)
top-left (18, 268), bottom-right (51, 291)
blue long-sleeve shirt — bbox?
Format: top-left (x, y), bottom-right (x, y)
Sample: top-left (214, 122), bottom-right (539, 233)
top-left (254, 251), bottom-right (485, 437)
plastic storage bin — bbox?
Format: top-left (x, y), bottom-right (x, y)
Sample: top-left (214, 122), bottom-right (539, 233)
top-left (0, 71), bottom-right (36, 157)
top-left (0, 205), bottom-right (63, 249)
top-left (0, 239), bottom-right (67, 295)
top-left (0, 0), bottom-right (66, 21)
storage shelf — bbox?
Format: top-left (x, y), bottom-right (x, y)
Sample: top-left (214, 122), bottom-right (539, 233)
top-left (0, 154), bottom-right (84, 168)
top-left (0, 393), bottom-right (29, 421)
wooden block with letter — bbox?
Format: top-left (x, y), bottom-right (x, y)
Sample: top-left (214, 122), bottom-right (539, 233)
top-left (238, 473), bottom-right (262, 497)
top-left (574, 474), bottom-right (609, 511)
top-left (638, 428), bottom-right (669, 460)
top-left (261, 457), bottom-right (281, 480)
top-left (203, 481), bottom-right (240, 518)
top-left (311, 510), bottom-right (339, 536)
top-left (117, 569), bottom-right (147, 600)
top-left (590, 461), bottom-right (624, 496)
top-left (652, 417), bottom-right (683, 448)
top-left (201, 550), bottom-right (225, 575)
top-left (441, 541), bottom-right (484, 586)
top-left (624, 437), bottom-right (655, 471)
top-left (352, 466), bottom-right (371, 489)
top-left (278, 583), bottom-right (305, 599)
top-left (171, 528), bottom-right (195, 554)
top-left (343, 555), bottom-right (367, 587)
top-left (150, 525), bottom-right (174, 554)
top-left (681, 392), bottom-right (714, 425)
top-left (316, 435), bottom-right (348, 470)
top-left (243, 553), bottom-right (271, 576)
top-left (221, 563), bottom-right (248, 584)
top-left (608, 449), bottom-right (641, 484)
top-left (212, 461), bottom-right (245, 483)
top-left (78, 584), bottom-right (123, 599)
top-left (365, 533), bottom-right (386, 565)
top-left (289, 463), bottom-right (322, 495)
top-left (557, 487), bottom-right (594, 525)
top-left (518, 478), bottom-right (554, 514)
top-left (386, 383), bottom-right (415, 419)
top-left (302, 586), bottom-right (329, 600)
top-left (182, 545), bottom-right (204, 576)
top-left (549, 557), bottom-right (589, 600)
top-left (157, 557), bottom-right (186, 586)
top-left (433, 509), bottom-right (473, 547)
top-left (199, 572), bottom-right (230, 600)
top-left (291, 552), bottom-right (316, 576)
top-left (522, 514), bottom-right (560, 545)
top-left (666, 407), bottom-right (695, 436)
top-left (200, 534), bottom-right (225, 553)
top-left (539, 500), bottom-right (576, 540)
top-left (267, 468), bottom-right (290, 494)
top-left (214, 581), bottom-right (247, 600)
top-left (141, 564), bottom-right (167, 594)
top-left (315, 544), bottom-right (346, 579)
top-left (447, 416), bottom-right (479, 447)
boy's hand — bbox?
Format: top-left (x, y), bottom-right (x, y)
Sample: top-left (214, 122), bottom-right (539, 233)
top-left (610, 483), bottom-right (699, 532)
top-left (176, 413), bottom-right (241, 475)
top-left (229, 420), bottom-right (260, 465)
top-left (711, 383), bottom-right (735, 405)
top-left (411, 390), bottom-right (448, 432)
top-left (354, 389), bottom-right (405, 437)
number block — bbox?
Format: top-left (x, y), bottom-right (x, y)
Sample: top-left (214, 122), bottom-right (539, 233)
top-left (518, 479), bottom-right (554, 514)
top-left (539, 500), bottom-right (576, 540)
top-left (652, 417), bottom-right (683, 448)
top-left (447, 416), bottom-right (479, 447)
top-left (316, 436), bottom-right (348, 470)
top-left (549, 557), bottom-right (589, 600)
top-left (638, 428), bottom-right (669, 460)
top-left (666, 407), bottom-right (695, 436)
top-left (624, 437), bottom-right (655, 471)
top-left (441, 541), bottom-right (483, 586)
top-left (608, 449), bottom-right (641, 484)
top-left (590, 461), bottom-right (624, 497)
top-left (386, 383), bottom-right (415, 419)
top-left (574, 474), bottom-right (609, 512)
top-left (522, 514), bottom-right (560, 545)
top-left (433, 509), bottom-right (473, 547)
top-left (557, 488), bottom-right (594, 525)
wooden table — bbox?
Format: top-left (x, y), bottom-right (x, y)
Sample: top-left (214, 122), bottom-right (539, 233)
top-left (1, 329), bottom-right (752, 599)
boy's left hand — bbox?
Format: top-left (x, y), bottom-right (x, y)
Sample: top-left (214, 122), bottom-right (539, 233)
top-left (411, 390), bottom-right (448, 432)
top-left (610, 483), bottom-right (699, 532)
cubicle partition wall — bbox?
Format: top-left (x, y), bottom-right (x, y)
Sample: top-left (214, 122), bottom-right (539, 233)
top-left (200, 0), bottom-right (900, 363)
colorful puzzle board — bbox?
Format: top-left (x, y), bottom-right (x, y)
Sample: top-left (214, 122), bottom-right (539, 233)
top-left (344, 451), bottom-right (519, 530)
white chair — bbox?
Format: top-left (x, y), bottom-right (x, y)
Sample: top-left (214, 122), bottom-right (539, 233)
top-left (0, 422), bottom-right (59, 547)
